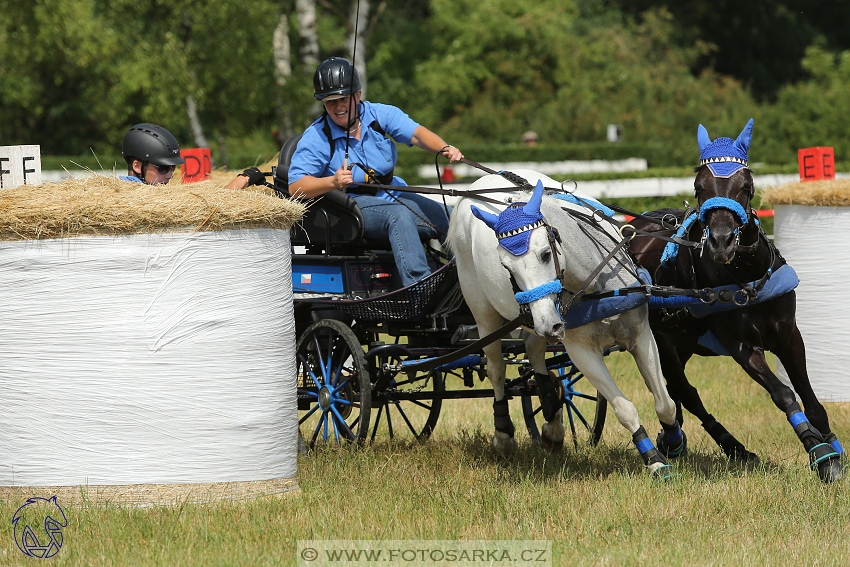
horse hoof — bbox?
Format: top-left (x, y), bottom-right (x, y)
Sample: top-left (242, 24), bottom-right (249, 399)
top-left (655, 430), bottom-right (688, 459)
top-left (729, 447), bottom-right (760, 465)
top-left (648, 463), bottom-right (677, 481)
top-left (541, 435), bottom-right (564, 453)
top-left (492, 432), bottom-right (517, 452)
top-left (810, 443), bottom-right (845, 483)
top-left (816, 459), bottom-right (845, 483)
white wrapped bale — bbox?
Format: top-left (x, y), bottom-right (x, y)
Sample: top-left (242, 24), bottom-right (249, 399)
top-left (765, 179), bottom-right (850, 402)
top-left (0, 177), bottom-right (305, 504)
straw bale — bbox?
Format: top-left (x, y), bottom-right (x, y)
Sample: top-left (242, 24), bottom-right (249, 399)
top-left (760, 178), bottom-right (850, 207)
top-left (0, 477), bottom-right (300, 507)
top-left (0, 174), bottom-right (305, 241)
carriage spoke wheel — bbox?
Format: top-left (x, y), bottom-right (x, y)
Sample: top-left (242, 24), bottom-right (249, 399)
top-left (369, 351), bottom-right (444, 442)
top-left (521, 364), bottom-right (607, 449)
top-left (296, 320), bottom-right (371, 450)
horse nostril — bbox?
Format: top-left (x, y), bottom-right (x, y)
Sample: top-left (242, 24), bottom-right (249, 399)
top-left (552, 323), bottom-right (564, 337)
top-left (709, 229), bottom-right (734, 250)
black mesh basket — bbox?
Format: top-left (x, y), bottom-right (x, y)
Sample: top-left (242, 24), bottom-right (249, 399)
top-left (308, 260), bottom-right (458, 321)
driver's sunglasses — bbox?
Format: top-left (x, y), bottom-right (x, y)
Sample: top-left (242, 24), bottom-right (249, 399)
top-left (152, 163), bottom-right (176, 174)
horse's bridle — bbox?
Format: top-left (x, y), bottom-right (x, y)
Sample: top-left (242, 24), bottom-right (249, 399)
top-left (510, 219), bottom-right (566, 318)
top-left (510, 213), bottom-right (642, 319)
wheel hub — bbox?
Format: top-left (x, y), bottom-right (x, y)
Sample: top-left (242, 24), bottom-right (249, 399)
top-left (319, 386), bottom-right (332, 410)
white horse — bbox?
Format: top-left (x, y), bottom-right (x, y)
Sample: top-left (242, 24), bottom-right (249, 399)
top-left (447, 170), bottom-right (682, 476)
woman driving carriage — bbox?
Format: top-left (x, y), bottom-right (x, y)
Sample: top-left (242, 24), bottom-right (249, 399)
top-left (287, 57), bottom-right (464, 287)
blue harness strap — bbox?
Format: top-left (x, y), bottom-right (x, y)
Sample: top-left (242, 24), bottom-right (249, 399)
top-left (552, 193), bottom-right (616, 218)
top-left (648, 264), bottom-right (799, 318)
top-left (697, 331), bottom-right (730, 356)
top-left (401, 354), bottom-right (482, 372)
top-left (560, 284), bottom-right (649, 330)
top-left (661, 213), bottom-right (698, 267)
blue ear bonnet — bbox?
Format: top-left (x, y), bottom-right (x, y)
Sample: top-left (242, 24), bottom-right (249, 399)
top-left (470, 179), bottom-right (547, 256)
top-left (490, 204), bottom-right (544, 256)
top-left (698, 118), bottom-right (753, 178)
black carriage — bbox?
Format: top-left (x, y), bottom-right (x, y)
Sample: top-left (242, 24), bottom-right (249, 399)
top-left (272, 137), bottom-right (607, 450)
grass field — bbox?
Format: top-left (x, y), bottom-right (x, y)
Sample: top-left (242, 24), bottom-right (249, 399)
top-left (2, 353), bottom-right (849, 566)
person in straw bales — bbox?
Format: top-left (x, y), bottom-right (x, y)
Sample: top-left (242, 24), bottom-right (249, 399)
top-left (231, 57), bottom-right (463, 287)
top-left (120, 123), bottom-right (185, 185)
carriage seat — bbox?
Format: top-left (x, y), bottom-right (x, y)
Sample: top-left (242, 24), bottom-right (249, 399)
top-left (274, 133), bottom-right (366, 252)
top-left (274, 133), bottom-right (436, 256)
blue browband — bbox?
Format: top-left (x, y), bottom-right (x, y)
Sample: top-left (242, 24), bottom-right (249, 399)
top-left (699, 197), bottom-right (748, 225)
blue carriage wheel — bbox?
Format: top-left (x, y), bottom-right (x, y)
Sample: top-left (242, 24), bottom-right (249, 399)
top-left (296, 319), bottom-right (371, 451)
top-left (367, 350), bottom-right (445, 443)
top-left (521, 356), bottom-right (607, 449)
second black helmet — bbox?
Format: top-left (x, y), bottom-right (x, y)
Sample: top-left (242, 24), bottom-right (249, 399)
top-left (122, 123), bottom-right (186, 166)
top-left (313, 57), bottom-right (361, 101)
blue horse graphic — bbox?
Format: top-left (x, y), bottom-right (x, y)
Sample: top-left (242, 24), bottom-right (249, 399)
top-left (11, 496), bottom-right (68, 559)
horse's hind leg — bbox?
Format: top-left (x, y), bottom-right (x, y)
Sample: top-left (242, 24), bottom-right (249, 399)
top-left (526, 334), bottom-right (565, 450)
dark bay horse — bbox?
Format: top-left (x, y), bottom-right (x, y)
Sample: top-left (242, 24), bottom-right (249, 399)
top-left (628, 119), bottom-right (845, 482)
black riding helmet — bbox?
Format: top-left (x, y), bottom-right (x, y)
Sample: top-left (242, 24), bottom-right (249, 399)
top-left (313, 57), bottom-right (361, 101)
top-left (122, 123), bottom-right (186, 167)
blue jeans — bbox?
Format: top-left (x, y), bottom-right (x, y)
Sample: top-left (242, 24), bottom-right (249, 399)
top-left (353, 193), bottom-right (451, 287)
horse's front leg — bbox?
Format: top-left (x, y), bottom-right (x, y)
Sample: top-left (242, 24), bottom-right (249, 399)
top-left (775, 321), bottom-right (844, 459)
top-left (725, 338), bottom-right (844, 483)
top-left (526, 333), bottom-right (565, 450)
top-left (657, 339), bottom-right (757, 463)
top-left (567, 335), bottom-right (671, 478)
top-left (483, 337), bottom-right (515, 450)
top-left (626, 318), bottom-right (685, 468)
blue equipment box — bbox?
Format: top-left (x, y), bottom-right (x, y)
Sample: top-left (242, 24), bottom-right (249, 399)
top-left (292, 264), bottom-right (345, 293)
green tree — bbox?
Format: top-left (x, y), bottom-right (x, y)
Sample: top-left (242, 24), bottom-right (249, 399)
top-left (367, 2), bottom-right (757, 165)
top-left (0, 0), bottom-right (129, 154)
top-left (760, 46), bottom-right (850, 164)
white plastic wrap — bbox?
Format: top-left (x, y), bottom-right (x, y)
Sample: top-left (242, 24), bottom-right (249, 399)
top-left (0, 228), bottom-right (298, 486)
top-left (774, 205), bottom-right (850, 402)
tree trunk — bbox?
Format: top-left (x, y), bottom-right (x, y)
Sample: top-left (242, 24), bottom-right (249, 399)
top-left (186, 94), bottom-right (215, 168)
top-left (273, 12), bottom-right (294, 143)
top-left (296, 0), bottom-right (319, 73)
top-left (347, 0), bottom-right (370, 100)
top-left (218, 126), bottom-right (228, 169)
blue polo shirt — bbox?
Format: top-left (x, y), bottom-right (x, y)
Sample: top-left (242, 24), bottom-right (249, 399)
top-left (288, 101), bottom-right (420, 201)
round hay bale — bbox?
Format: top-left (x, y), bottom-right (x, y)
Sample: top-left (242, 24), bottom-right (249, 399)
top-left (0, 176), bottom-right (306, 505)
top-left (761, 178), bottom-right (850, 402)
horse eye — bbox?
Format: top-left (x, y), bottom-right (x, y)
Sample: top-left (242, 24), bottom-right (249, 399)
top-left (694, 184), bottom-right (703, 195)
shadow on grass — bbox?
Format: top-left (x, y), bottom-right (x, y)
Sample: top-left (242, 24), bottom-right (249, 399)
top-left (431, 427), bottom-right (779, 482)
top-left (298, 424), bottom-right (798, 487)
